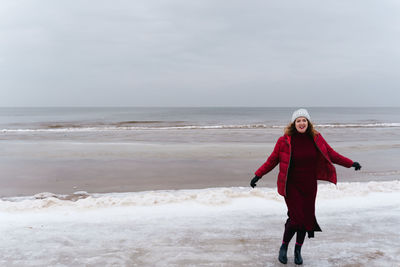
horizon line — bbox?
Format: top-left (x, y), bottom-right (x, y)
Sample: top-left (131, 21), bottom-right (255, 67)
top-left (0, 105), bottom-right (399, 109)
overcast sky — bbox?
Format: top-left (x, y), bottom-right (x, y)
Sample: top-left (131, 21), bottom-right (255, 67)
top-left (1, 0), bottom-right (399, 107)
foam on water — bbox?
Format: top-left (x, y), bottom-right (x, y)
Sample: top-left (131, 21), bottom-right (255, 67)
top-left (2, 122), bottom-right (400, 132)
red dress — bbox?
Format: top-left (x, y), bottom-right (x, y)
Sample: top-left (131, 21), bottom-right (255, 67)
top-left (285, 132), bottom-right (322, 237)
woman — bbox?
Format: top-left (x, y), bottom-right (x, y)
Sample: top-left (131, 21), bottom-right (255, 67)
top-left (250, 108), bottom-right (361, 265)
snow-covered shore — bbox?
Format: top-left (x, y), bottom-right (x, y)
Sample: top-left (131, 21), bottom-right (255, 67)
top-left (1, 181), bottom-right (399, 266)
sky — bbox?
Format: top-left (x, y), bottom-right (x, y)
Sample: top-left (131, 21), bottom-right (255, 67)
top-left (1, 0), bottom-right (400, 107)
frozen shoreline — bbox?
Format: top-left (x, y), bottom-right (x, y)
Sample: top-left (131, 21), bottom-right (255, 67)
top-left (1, 181), bottom-right (399, 266)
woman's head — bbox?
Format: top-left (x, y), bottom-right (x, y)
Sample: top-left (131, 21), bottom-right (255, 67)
top-left (285, 108), bottom-right (317, 136)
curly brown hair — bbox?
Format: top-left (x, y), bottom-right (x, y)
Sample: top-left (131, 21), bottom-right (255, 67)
top-left (284, 119), bottom-right (318, 137)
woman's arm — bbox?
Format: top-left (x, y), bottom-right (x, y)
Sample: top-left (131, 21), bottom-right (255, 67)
top-left (320, 135), bottom-right (353, 168)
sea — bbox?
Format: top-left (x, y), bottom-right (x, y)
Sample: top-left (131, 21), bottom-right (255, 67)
top-left (0, 107), bottom-right (399, 266)
top-left (1, 106), bottom-right (400, 132)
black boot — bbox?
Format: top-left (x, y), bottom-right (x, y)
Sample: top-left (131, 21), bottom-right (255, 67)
top-left (294, 244), bottom-right (303, 265)
top-left (278, 243), bottom-right (288, 264)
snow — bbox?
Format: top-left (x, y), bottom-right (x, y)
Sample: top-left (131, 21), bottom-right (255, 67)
top-left (0, 181), bottom-right (399, 266)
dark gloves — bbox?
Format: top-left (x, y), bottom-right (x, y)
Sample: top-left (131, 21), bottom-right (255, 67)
top-left (352, 162), bottom-right (362, 171)
top-left (250, 176), bottom-right (261, 188)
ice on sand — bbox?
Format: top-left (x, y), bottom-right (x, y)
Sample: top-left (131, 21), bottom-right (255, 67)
top-left (0, 181), bottom-right (399, 266)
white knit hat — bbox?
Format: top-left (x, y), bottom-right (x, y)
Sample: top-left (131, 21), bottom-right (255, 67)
top-left (291, 108), bottom-right (311, 123)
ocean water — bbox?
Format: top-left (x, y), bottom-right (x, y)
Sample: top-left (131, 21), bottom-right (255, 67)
top-left (1, 107), bottom-right (400, 145)
top-left (1, 106), bottom-right (400, 130)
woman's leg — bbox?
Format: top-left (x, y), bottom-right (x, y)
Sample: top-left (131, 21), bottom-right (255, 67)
top-left (296, 230), bottom-right (306, 244)
top-left (279, 221), bottom-right (296, 264)
top-left (283, 220), bottom-right (296, 243)
top-left (294, 230), bottom-right (306, 265)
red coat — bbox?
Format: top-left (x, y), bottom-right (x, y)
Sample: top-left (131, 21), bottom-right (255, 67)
top-left (255, 133), bottom-right (354, 196)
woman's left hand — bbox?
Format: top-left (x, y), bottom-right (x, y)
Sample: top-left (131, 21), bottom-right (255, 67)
top-left (250, 176), bottom-right (261, 188)
top-left (352, 162), bottom-right (362, 171)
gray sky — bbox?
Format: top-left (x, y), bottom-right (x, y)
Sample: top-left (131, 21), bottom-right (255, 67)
top-left (1, 0), bottom-right (400, 107)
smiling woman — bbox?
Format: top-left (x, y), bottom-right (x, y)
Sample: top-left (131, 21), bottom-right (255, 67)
top-left (251, 108), bottom-right (362, 265)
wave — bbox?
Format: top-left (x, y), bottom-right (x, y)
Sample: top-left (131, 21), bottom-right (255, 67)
top-left (1, 180), bottom-right (399, 212)
top-left (2, 122), bottom-right (400, 132)
top-left (315, 123), bottom-right (400, 128)
top-left (1, 124), bottom-right (267, 132)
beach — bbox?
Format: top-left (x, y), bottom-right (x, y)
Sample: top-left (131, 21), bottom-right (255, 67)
top-left (1, 107), bottom-right (400, 266)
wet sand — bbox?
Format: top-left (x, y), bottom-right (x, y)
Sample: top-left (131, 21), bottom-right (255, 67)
top-left (1, 140), bottom-right (399, 197)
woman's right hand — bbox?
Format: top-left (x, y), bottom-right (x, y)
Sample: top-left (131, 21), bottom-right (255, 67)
top-left (352, 162), bottom-right (362, 171)
top-left (250, 176), bottom-right (261, 188)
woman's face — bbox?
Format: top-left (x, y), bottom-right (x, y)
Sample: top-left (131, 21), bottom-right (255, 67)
top-left (295, 117), bottom-right (308, 133)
